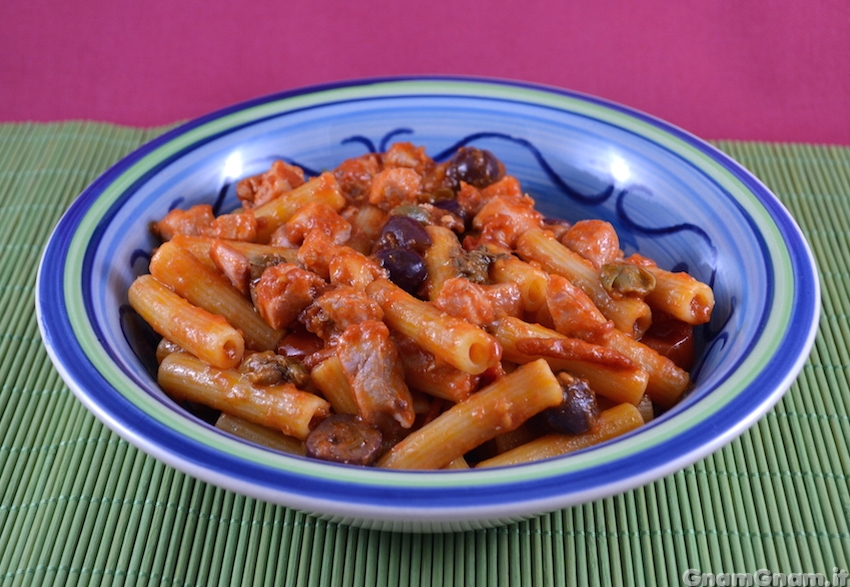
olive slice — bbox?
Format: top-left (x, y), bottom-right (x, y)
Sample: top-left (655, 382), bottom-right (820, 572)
top-left (305, 414), bottom-right (383, 466)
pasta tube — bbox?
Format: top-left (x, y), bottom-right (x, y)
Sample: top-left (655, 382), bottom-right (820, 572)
top-left (422, 225), bottom-right (463, 300)
top-left (149, 241), bottom-right (283, 351)
top-left (159, 352), bottom-right (329, 440)
top-left (169, 234), bottom-right (299, 267)
top-left (366, 278), bottom-right (501, 375)
top-left (604, 331), bottom-right (690, 409)
top-left (476, 402), bottom-right (644, 468)
top-left (310, 355), bottom-right (359, 416)
top-left (252, 172), bottom-right (346, 242)
top-left (490, 317), bottom-right (648, 406)
top-left (128, 275), bottom-right (244, 370)
top-left (517, 228), bottom-right (652, 338)
top-left (444, 457), bottom-right (471, 470)
top-left (377, 359), bottom-right (563, 469)
top-left (215, 413), bottom-right (306, 456)
top-left (545, 273), bottom-right (689, 407)
top-left (490, 255), bottom-right (549, 313)
top-left (643, 266), bottom-right (715, 325)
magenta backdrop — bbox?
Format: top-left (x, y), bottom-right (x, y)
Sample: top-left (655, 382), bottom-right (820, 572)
top-left (3, 0), bottom-right (849, 144)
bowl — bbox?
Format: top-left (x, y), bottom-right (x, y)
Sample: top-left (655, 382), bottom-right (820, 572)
top-left (35, 77), bottom-right (820, 532)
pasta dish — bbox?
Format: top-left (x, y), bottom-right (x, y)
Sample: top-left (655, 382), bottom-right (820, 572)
top-left (128, 142), bottom-right (714, 469)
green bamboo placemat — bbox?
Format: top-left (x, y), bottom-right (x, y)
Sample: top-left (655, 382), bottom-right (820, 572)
top-left (1, 122), bottom-right (848, 586)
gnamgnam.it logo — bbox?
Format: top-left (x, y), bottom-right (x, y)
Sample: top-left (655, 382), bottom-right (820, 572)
top-left (682, 568), bottom-right (849, 587)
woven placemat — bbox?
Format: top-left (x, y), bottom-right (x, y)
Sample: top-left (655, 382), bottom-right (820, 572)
top-left (1, 122), bottom-right (848, 586)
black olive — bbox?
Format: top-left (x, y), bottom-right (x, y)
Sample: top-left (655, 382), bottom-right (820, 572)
top-left (445, 147), bottom-right (505, 189)
top-left (533, 374), bottom-right (600, 435)
top-left (375, 248), bottom-right (428, 295)
top-left (305, 414), bottom-right (383, 466)
top-left (374, 215), bottom-right (432, 253)
top-left (433, 198), bottom-right (470, 227)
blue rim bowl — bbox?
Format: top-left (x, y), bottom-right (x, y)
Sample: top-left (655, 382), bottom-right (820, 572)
top-left (36, 77), bottom-right (820, 532)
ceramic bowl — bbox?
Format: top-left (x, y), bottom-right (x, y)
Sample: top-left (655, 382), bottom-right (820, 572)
top-left (36, 77), bottom-right (820, 532)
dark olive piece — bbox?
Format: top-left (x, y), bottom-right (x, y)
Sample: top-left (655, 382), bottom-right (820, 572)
top-left (534, 374), bottom-right (600, 435)
top-left (375, 215), bottom-right (433, 253)
top-left (375, 248), bottom-right (428, 295)
top-left (305, 414), bottom-right (383, 466)
top-left (445, 147), bottom-right (505, 189)
top-left (433, 198), bottom-right (470, 227)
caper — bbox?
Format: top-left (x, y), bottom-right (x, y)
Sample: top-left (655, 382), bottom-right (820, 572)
top-left (600, 264), bottom-right (656, 296)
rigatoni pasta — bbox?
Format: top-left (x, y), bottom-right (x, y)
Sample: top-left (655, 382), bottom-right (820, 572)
top-left (517, 227), bottom-right (653, 339)
top-left (377, 359), bottom-right (563, 469)
top-left (129, 141), bottom-right (715, 469)
top-left (366, 278), bottom-right (502, 376)
top-left (159, 352), bottom-right (329, 440)
top-left (643, 265), bottom-right (715, 325)
top-left (149, 241), bottom-right (283, 351)
top-left (252, 171), bottom-right (347, 242)
top-left (489, 316), bottom-right (649, 406)
top-left (475, 402), bottom-right (645, 468)
top-left (129, 274), bottom-right (244, 370)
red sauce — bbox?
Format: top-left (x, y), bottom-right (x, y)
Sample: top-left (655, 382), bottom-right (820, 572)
top-left (278, 327), bottom-right (324, 360)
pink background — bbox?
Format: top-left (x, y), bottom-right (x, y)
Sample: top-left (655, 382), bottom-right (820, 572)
top-left (3, 0), bottom-right (849, 144)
